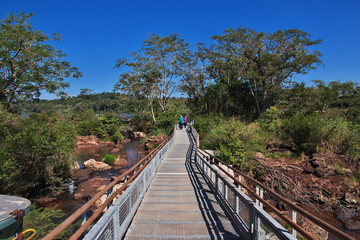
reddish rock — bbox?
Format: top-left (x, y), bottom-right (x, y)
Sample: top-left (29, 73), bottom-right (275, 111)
top-left (72, 168), bottom-right (95, 183)
top-left (110, 148), bottom-right (121, 153)
top-left (84, 159), bottom-right (111, 171)
top-left (133, 131), bottom-right (146, 139)
top-left (115, 143), bottom-right (125, 148)
top-left (73, 176), bottom-right (108, 200)
top-left (121, 138), bottom-right (131, 144)
top-left (114, 158), bottom-right (128, 166)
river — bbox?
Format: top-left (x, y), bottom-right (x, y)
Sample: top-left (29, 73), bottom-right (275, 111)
top-left (39, 140), bottom-right (145, 217)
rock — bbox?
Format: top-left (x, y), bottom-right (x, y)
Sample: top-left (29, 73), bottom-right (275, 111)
top-left (72, 168), bottom-right (95, 183)
top-left (121, 138), bottom-right (131, 144)
top-left (73, 176), bottom-right (108, 200)
top-left (133, 131), bottom-right (146, 139)
top-left (110, 148), bottom-right (121, 153)
top-left (333, 203), bottom-right (356, 222)
top-left (342, 168), bottom-right (353, 176)
top-left (93, 153), bottom-right (100, 157)
top-left (254, 152), bottom-right (266, 161)
top-left (72, 161), bottom-right (80, 171)
top-left (345, 218), bottom-right (360, 230)
top-left (344, 192), bottom-right (357, 204)
top-left (115, 143), bottom-right (125, 148)
top-left (296, 214), bottom-right (329, 240)
top-left (114, 158), bottom-right (128, 166)
top-left (84, 159), bottom-right (111, 171)
top-left (104, 141), bottom-right (115, 146)
top-left (76, 135), bottom-right (100, 148)
top-left (35, 196), bottom-right (57, 204)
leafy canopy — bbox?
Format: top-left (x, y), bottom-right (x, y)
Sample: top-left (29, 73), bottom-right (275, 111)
top-left (0, 12), bottom-right (82, 110)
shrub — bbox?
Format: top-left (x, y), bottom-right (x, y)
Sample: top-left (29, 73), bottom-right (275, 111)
top-left (200, 118), bottom-right (265, 172)
top-left (281, 113), bottom-right (356, 156)
top-left (104, 154), bottom-right (116, 165)
top-left (0, 112), bottom-right (77, 196)
top-left (24, 204), bottom-right (80, 239)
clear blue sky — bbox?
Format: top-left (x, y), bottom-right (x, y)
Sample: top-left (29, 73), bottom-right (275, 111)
top-left (1, 0), bottom-right (359, 98)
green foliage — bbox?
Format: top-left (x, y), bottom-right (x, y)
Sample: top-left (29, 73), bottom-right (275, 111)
top-left (258, 106), bottom-right (283, 133)
top-left (74, 110), bottom-right (125, 143)
top-left (0, 12), bottom-right (81, 110)
top-left (104, 154), bottom-right (116, 165)
top-left (204, 27), bottom-right (322, 116)
top-left (281, 113), bottom-right (358, 157)
top-left (24, 204), bottom-right (80, 239)
top-left (75, 109), bottom-right (102, 136)
top-left (0, 111), bottom-right (76, 196)
top-left (151, 98), bottom-right (189, 135)
top-left (115, 33), bottom-right (191, 122)
top-left (199, 118), bottom-right (265, 172)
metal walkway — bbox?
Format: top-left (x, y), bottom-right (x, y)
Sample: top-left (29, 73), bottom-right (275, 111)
top-left (123, 129), bottom-right (244, 239)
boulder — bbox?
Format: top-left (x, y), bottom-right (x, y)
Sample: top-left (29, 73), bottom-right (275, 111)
top-left (72, 161), bottom-right (80, 171)
top-left (110, 148), bottom-right (121, 153)
top-left (134, 131), bottom-right (146, 139)
top-left (72, 168), bottom-right (95, 183)
top-left (84, 159), bottom-right (111, 171)
top-left (333, 203), bottom-right (356, 223)
top-left (121, 138), bottom-right (131, 144)
top-left (114, 158), bottom-right (128, 166)
top-left (73, 176), bottom-right (108, 200)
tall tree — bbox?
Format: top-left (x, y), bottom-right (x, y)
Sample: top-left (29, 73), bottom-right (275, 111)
top-left (114, 33), bottom-right (189, 122)
top-left (208, 27), bottom-right (322, 116)
top-left (179, 46), bottom-right (210, 113)
top-left (0, 12), bottom-right (81, 110)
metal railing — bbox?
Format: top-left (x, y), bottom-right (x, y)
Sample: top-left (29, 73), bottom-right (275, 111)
top-left (43, 128), bottom-right (175, 240)
top-left (188, 126), bottom-right (355, 240)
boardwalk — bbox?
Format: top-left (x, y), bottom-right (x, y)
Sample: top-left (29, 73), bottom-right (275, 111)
top-left (124, 129), bottom-right (243, 239)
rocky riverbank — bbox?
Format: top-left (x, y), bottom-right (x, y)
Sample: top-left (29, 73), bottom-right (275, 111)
top-left (36, 132), bottom-right (168, 209)
top-left (252, 150), bottom-right (360, 238)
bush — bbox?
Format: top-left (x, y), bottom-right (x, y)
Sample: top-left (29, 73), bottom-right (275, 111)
top-left (0, 112), bottom-right (77, 196)
top-left (24, 204), bottom-right (80, 239)
top-left (281, 113), bottom-right (356, 156)
top-left (200, 118), bottom-right (265, 172)
top-left (104, 154), bottom-right (116, 165)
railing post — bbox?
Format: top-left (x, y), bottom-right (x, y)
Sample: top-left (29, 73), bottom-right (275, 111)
top-left (224, 183), bottom-right (228, 200)
top-left (114, 204), bottom-right (120, 239)
top-left (292, 210), bottom-right (297, 239)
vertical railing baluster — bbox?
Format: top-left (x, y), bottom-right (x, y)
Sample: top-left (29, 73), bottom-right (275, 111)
top-left (292, 210), bottom-right (297, 239)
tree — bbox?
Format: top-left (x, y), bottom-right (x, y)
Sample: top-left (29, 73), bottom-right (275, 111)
top-left (114, 33), bottom-right (189, 122)
top-left (179, 46), bottom-right (210, 113)
top-left (0, 12), bottom-right (82, 110)
top-left (207, 27), bottom-right (322, 116)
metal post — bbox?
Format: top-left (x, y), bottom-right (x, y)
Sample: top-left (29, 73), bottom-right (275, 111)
top-left (224, 183), bottom-right (228, 200)
top-left (292, 210), bottom-right (297, 239)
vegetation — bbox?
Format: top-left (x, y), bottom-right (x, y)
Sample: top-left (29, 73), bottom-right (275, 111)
top-left (0, 108), bottom-right (77, 197)
top-left (104, 154), bottom-right (116, 165)
top-left (1, 10), bottom-right (359, 237)
top-left (0, 12), bottom-right (81, 111)
top-left (24, 204), bottom-right (80, 240)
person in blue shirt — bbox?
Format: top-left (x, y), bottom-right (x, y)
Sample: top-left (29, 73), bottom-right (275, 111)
top-left (179, 115), bottom-right (184, 130)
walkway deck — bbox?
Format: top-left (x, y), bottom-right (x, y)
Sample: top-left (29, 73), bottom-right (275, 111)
top-left (124, 129), bottom-right (243, 239)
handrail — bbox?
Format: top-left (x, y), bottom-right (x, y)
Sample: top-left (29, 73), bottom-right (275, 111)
top-left (42, 129), bottom-right (175, 240)
top-left (189, 125), bottom-right (355, 240)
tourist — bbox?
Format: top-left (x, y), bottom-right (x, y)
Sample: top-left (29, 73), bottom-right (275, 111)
top-left (179, 115), bottom-right (184, 130)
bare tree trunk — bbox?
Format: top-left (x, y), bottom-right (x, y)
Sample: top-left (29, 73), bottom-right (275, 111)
top-left (149, 100), bottom-right (156, 123)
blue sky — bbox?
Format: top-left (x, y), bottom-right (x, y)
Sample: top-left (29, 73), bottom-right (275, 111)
top-left (1, 0), bottom-right (359, 98)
